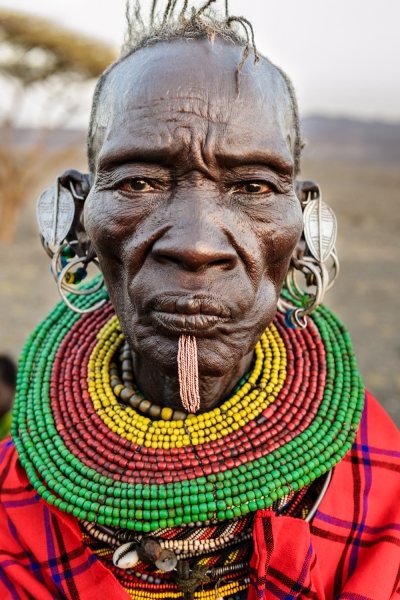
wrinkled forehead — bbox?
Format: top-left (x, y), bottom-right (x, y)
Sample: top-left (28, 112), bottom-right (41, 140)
top-left (92, 38), bottom-right (296, 169)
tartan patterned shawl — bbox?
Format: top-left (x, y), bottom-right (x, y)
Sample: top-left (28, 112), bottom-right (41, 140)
top-left (249, 391), bottom-right (400, 600)
top-left (0, 391), bottom-right (399, 600)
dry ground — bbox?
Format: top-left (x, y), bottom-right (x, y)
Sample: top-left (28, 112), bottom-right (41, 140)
top-left (301, 159), bottom-right (400, 425)
top-left (0, 144), bottom-right (399, 426)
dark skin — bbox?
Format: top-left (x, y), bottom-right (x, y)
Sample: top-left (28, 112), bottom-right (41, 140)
top-left (65, 38), bottom-right (319, 412)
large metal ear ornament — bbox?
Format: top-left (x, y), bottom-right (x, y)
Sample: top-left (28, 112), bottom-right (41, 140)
top-left (278, 185), bottom-right (340, 329)
top-left (36, 177), bottom-right (75, 247)
top-left (303, 186), bottom-right (337, 262)
top-left (36, 177), bottom-right (106, 315)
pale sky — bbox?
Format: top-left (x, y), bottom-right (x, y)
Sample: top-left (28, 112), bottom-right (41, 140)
top-left (1, 0), bottom-right (400, 122)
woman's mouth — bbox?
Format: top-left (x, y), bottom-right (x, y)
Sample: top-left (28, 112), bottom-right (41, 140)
top-left (153, 311), bottom-right (224, 333)
top-left (150, 294), bottom-right (231, 334)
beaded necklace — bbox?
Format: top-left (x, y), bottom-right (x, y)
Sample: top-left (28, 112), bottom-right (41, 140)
top-left (11, 283), bottom-right (364, 599)
top-left (77, 475), bottom-right (324, 599)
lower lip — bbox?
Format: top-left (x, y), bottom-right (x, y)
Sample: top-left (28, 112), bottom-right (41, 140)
top-left (152, 311), bottom-right (226, 334)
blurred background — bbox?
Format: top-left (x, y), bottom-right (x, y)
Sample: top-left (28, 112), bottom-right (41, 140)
top-left (0, 0), bottom-right (399, 428)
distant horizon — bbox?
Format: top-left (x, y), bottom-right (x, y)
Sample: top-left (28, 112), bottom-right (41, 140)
top-left (0, 0), bottom-right (399, 122)
top-left (6, 116), bottom-right (399, 167)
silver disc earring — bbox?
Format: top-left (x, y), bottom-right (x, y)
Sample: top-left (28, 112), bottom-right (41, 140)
top-left (37, 177), bottom-right (107, 315)
top-left (278, 185), bottom-right (339, 329)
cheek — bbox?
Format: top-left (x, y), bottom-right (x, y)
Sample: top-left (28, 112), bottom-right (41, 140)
top-left (84, 191), bottom-right (113, 249)
top-left (254, 196), bottom-right (303, 263)
top-left (84, 190), bottom-right (146, 257)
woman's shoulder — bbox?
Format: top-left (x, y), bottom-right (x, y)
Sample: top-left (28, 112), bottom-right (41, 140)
top-left (363, 388), bottom-right (400, 449)
top-left (0, 436), bottom-right (35, 514)
top-left (309, 390), bottom-right (400, 595)
top-left (0, 436), bottom-right (21, 488)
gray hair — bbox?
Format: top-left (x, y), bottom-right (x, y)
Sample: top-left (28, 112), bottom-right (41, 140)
top-left (87, 0), bottom-right (303, 175)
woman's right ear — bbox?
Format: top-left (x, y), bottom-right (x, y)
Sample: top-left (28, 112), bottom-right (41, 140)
top-left (37, 169), bottom-right (93, 254)
top-left (59, 169), bottom-right (93, 200)
top-left (58, 170), bottom-right (94, 257)
top-left (36, 169), bottom-right (106, 314)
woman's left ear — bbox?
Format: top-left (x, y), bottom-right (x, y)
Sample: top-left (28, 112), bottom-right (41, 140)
top-left (291, 179), bottom-right (320, 267)
top-left (280, 179), bottom-right (339, 328)
top-left (295, 179), bottom-right (320, 206)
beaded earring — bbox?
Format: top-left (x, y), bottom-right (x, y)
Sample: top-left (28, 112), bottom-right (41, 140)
top-left (278, 185), bottom-right (339, 329)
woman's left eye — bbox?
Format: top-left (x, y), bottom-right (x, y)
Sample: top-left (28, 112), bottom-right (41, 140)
top-left (121, 179), bottom-right (153, 192)
top-left (235, 182), bottom-right (272, 194)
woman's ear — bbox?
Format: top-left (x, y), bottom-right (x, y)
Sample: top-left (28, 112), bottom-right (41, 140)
top-left (291, 179), bottom-right (320, 269)
top-left (59, 169), bottom-right (93, 199)
top-left (58, 169), bottom-right (94, 258)
top-left (295, 179), bottom-right (320, 205)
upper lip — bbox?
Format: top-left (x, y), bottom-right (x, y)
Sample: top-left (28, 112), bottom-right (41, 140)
top-left (151, 295), bottom-right (232, 318)
top-left (150, 294), bottom-right (232, 334)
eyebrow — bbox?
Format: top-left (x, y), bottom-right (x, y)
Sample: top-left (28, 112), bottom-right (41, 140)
top-left (97, 142), bottom-right (183, 172)
top-left (211, 148), bottom-right (294, 177)
top-left (97, 138), bottom-right (294, 178)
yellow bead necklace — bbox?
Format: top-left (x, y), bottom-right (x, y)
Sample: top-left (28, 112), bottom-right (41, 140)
top-left (87, 316), bottom-right (287, 450)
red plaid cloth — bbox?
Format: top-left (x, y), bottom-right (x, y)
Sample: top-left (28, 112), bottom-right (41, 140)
top-left (249, 391), bottom-right (400, 599)
top-left (0, 391), bottom-right (399, 599)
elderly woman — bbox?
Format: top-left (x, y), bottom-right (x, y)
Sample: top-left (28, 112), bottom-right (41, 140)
top-left (0, 3), bottom-right (399, 599)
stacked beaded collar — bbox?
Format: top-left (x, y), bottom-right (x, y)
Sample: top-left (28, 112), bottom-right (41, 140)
top-left (12, 285), bottom-right (364, 594)
top-left (12, 285), bottom-right (364, 528)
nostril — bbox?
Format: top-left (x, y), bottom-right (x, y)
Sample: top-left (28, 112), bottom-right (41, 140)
top-left (209, 258), bottom-right (234, 268)
top-left (155, 252), bottom-right (237, 271)
top-left (153, 252), bottom-right (236, 272)
top-left (154, 254), bottom-right (184, 267)
top-left (180, 255), bottom-right (236, 272)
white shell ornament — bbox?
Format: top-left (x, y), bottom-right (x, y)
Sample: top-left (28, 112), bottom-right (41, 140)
top-left (155, 549), bottom-right (178, 572)
top-left (303, 192), bottom-right (337, 263)
top-left (36, 177), bottom-right (75, 246)
top-left (112, 543), bottom-right (139, 569)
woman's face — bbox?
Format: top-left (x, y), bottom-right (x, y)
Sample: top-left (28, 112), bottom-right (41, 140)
top-left (84, 38), bottom-right (303, 377)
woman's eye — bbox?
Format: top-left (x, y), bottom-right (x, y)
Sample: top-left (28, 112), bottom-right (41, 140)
top-left (121, 179), bottom-right (153, 192)
top-left (236, 182), bottom-right (272, 194)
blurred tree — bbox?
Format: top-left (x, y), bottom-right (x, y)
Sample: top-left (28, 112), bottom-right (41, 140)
top-left (0, 9), bottom-right (117, 243)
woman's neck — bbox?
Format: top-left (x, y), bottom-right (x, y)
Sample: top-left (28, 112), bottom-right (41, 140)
top-left (131, 350), bottom-right (254, 413)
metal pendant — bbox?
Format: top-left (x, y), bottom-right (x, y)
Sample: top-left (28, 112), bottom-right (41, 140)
top-left (303, 190), bottom-right (337, 263)
top-left (112, 542), bottom-right (139, 569)
top-left (36, 177), bottom-right (75, 247)
top-left (155, 549), bottom-right (178, 572)
top-left (175, 562), bottom-right (210, 600)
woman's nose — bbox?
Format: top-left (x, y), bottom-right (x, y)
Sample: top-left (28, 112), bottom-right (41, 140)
top-left (151, 223), bottom-right (238, 273)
